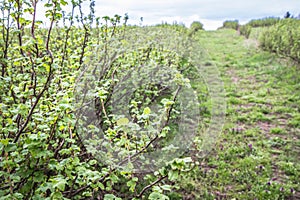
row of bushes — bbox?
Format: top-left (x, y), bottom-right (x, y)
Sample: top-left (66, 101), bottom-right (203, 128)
top-left (221, 20), bottom-right (239, 30)
top-left (0, 0), bottom-right (207, 197)
top-left (247, 17), bottom-right (280, 27)
top-left (221, 17), bottom-right (280, 30)
top-left (219, 18), bottom-right (299, 62)
top-left (155, 21), bottom-right (204, 36)
top-left (218, 20), bottom-right (251, 38)
top-left (241, 17), bottom-right (281, 39)
top-left (259, 18), bottom-right (300, 62)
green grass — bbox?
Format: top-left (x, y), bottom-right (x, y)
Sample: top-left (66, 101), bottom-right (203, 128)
top-left (178, 28), bottom-right (300, 199)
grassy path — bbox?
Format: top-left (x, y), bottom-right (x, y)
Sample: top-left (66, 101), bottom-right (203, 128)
top-left (180, 29), bottom-right (300, 200)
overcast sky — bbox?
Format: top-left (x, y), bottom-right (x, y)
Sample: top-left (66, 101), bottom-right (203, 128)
top-left (93, 0), bottom-right (300, 29)
top-left (37, 0), bottom-right (300, 30)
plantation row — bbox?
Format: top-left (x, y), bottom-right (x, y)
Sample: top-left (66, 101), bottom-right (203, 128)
top-left (260, 19), bottom-right (300, 62)
top-left (0, 0), bottom-right (214, 199)
top-left (221, 17), bottom-right (300, 62)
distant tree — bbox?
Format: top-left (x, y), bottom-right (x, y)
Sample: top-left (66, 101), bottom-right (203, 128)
top-left (239, 25), bottom-right (251, 39)
top-left (188, 21), bottom-right (204, 36)
top-left (139, 17), bottom-right (143, 26)
top-left (222, 20), bottom-right (239, 30)
top-left (284, 11), bottom-right (291, 18)
top-left (190, 21), bottom-right (204, 31)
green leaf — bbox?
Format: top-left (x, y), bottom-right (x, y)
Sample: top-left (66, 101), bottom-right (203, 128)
top-left (4, 143), bottom-right (17, 152)
top-left (0, 139), bottom-right (9, 146)
top-left (117, 117), bottom-right (129, 126)
top-left (60, 0), bottom-right (68, 6)
top-left (126, 177), bottom-right (138, 192)
top-left (33, 171), bottom-right (45, 182)
top-left (161, 98), bottom-right (174, 107)
top-left (53, 178), bottom-right (67, 191)
top-left (110, 174), bottom-right (119, 183)
top-left (161, 184), bottom-right (172, 191)
top-left (98, 182), bottom-right (105, 190)
top-left (148, 192), bottom-right (170, 200)
top-left (168, 170), bottom-right (179, 181)
top-left (44, 3), bottom-right (53, 7)
top-left (143, 107), bottom-right (151, 115)
top-left (104, 194), bottom-right (122, 200)
top-left (159, 126), bottom-right (170, 138)
top-left (50, 191), bottom-right (63, 199)
top-left (88, 159), bottom-right (97, 165)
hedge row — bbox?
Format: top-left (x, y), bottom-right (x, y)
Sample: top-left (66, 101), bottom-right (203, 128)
top-left (220, 17), bottom-right (281, 39)
top-left (221, 20), bottom-right (239, 30)
top-left (259, 18), bottom-right (300, 62)
top-left (247, 17), bottom-right (280, 27)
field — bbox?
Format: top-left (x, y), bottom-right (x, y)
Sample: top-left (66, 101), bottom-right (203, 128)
top-left (0, 3), bottom-right (299, 199)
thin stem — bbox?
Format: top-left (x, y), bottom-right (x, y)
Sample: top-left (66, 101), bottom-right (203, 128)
top-left (137, 175), bottom-right (168, 198)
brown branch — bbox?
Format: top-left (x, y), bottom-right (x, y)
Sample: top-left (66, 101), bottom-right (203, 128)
top-left (54, 138), bottom-right (65, 158)
top-left (1, 2), bottom-right (12, 76)
top-left (60, 4), bottom-right (75, 67)
top-left (31, 0), bottom-right (39, 57)
top-left (78, 3), bottom-right (89, 68)
top-left (15, 0), bottom-right (25, 60)
top-left (67, 175), bottom-right (78, 198)
top-left (13, 4), bottom-right (56, 143)
top-left (137, 175), bottom-right (167, 198)
top-left (63, 185), bottom-right (90, 197)
top-left (31, 63), bottom-right (37, 97)
top-left (100, 98), bottom-right (108, 119)
top-left (13, 70), bottom-right (52, 142)
top-left (46, 19), bottom-right (54, 54)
